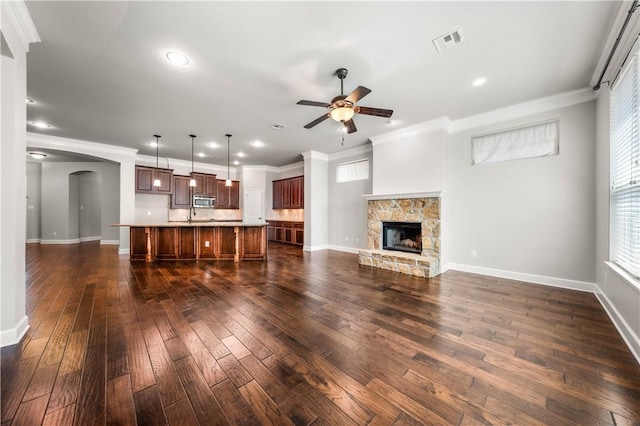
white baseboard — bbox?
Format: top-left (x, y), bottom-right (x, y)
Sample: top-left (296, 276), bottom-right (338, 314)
top-left (0, 316), bottom-right (29, 348)
top-left (41, 238), bottom-right (80, 245)
top-left (444, 263), bottom-right (597, 293)
top-left (100, 240), bottom-right (120, 245)
top-left (444, 262), bottom-right (639, 366)
top-left (594, 286), bottom-right (640, 366)
top-left (328, 244), bottom-right (360, 254)
top-left (303, 244), bottom-right (329, 252)
top-left (118, 248), bottom-right (130, 255)
top-left (79, 236), bottom-right (101, 242)
top-left (26, 238), bottom-right (41, 244)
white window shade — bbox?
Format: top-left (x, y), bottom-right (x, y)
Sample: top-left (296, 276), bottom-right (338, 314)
top-left (611, 51), bottom-right (640, 279)
top-left (471, 120), bottom-right (559, 165)
top-left (336, 159), bottom-right (369, 183)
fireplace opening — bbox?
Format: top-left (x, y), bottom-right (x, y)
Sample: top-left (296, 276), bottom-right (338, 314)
top-left (382, 222), bottom-right (422, 254)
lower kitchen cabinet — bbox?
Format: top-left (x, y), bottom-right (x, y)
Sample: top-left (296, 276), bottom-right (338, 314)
top-left (267, 221), bottom-right (304, 246)
top-left (178, 227), bottom-right (197, 259)
top-left (198, 227), bottom-right (217, 259)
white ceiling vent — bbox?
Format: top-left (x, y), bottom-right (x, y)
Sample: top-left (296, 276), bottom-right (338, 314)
top-left (433, 27), bottom-right (464, 53)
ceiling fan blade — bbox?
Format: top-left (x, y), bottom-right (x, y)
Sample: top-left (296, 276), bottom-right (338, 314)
top-left (304, 114), bottom-right (330, 129)
top-left (344, 119), bottom-right (357, 134)
top-left (355, 106), bottom-right (394, 118)
top-left (344, 86), bottom-right (371, 104)
top-left (297, 100), bottom-right (331, 108)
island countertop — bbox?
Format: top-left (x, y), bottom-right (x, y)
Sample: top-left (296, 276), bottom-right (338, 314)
top-left (112, 221), bottom-right (268, 227)
top-left (119, 222), bottom-right (268, 262)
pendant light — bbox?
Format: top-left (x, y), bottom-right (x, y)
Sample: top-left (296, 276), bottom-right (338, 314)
top-left (188, 134), bottom-right (197, 187)
top-left (225, 134), bottom-right (232, 187)
top-left (153, 134), bottom-right (161, 187)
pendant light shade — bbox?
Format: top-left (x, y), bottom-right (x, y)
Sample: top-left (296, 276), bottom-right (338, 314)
top-left (189, 134), bottom-right (197, 187)
top-left (153, 134), bottom-right (161, 187)
top-left (225, 134), bottom-right (232, 187)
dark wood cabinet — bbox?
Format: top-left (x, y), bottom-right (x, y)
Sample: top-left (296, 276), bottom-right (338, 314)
top-left (154, 227), bottom-right (178, 259)
top-left (178, 227), bottom-right (197, 259)
top-left (171, 176), bottom-right (192, 209)
top-left (267, 221), bottom-right (303, 246)
top-left (190, 172), bottom-right (217, 196)
top-left (241, 227), bottom-right (267, 259)
top-left (130, 227), bottom-right (150, 261)
top-left (272, 176), bottom-right (303, 209)
top-left (217, 227), bottom-right (237, 259)
top-left (136, 166), bottom-right (173, 194)
top-left (197, 227), bottom-right (217, 259)
top-left (215, 179), bottom-right (240, 209)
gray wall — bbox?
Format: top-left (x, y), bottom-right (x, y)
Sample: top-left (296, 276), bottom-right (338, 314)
top-left (41, 161), bottom-right (120, 242)
top-left (328, 151), bottom-right (373, 250)
top-left (26, 162), bottom-right (41, 241)
top-left (446, 101), bottom-right (597, 283)
top-left (77, 171), bottom-right (102, 239)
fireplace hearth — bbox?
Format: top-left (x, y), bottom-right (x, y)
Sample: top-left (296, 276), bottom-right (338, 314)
top-left (383, 222), bottom-right (422, 254)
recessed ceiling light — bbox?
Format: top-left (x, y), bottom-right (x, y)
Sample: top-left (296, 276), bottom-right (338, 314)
top-left (26, 98), bottom-right (35, 104)
top-left (233, 160), bottom-right (240, 165)
top-left (207, 142), bottom-right (220, 148)
top-left (30, 121), bottom-right (51, 129)
top-left (272, 123), bottom-right (286, 130)
top-left (166, 51), bottom-right (189, 66)
top-left (147, 141), bottom-right (158, 147)
top-left (250, 140), bottom-right (265, 148)
top-left (197, 152), bottom-right (205, 158)
top-left (471, 77), bottom-right (487, 87)
top-left (28, 152), bottom-right (46, 160)
top-left (237, 152), bottom-right (246, 158)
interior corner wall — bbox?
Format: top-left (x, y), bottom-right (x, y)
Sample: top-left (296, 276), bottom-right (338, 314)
top-left (446, 101), bottom-right (597, 283)
top-left (26, 162), bottom-right (42, 241)
top-left (328, 150), bottom-right (373, 251)
top-left (78, 172), bottom-right (102, 239)
top-left (372, 129), bottom-right (446, 194)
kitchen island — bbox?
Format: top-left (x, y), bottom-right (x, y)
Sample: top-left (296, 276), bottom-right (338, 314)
top-left (115, 221), bottom-right (268, 262)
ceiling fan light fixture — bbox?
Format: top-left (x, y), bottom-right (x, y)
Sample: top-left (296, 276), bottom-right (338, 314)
top-left (330, 107), bottom-right (354, 122)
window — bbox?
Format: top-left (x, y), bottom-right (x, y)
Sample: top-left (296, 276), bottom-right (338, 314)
top-left (611, 51), bottom-right (640, 279)
top-left (471, 120), bottom-right (559, 165)
top-left (336, 158), bottom-right (369, 183)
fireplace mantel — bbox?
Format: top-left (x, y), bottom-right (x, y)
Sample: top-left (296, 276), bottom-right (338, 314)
top-left (362, 191), bottom-right (444, 201)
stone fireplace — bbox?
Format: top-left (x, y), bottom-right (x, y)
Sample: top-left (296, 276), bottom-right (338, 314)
top-left (359, 193), bottom-right (441, 278)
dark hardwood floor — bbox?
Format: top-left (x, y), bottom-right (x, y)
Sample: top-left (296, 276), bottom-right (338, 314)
top-left (2, 242), bottom-right (639, 425)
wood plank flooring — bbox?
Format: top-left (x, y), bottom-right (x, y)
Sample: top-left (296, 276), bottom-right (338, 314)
top-left (2, 241), bottom-right (639, 425)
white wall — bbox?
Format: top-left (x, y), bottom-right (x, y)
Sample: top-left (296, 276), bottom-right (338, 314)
top-left (446, 101), bottom-right (597, 283)
top-left (77, 171), bottom-right (102, 239)
top-left (0, 1), bottom-right (39, 347)
top-left (372, 129), bottom-right (446, 194)
top-left (328, 150), bottom-right (372, 252)
top-left (303, 152), bottom-right (328, 250)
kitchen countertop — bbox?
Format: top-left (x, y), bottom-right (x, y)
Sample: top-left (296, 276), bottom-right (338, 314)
top-left (112, 221), bottom-right (267, 227)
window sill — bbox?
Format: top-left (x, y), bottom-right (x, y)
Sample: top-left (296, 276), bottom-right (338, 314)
top-left (605, 261), bottom-right (640, 292)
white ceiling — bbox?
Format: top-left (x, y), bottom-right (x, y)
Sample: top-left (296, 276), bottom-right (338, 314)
top-left (25, 1), bottom-right (619, 167)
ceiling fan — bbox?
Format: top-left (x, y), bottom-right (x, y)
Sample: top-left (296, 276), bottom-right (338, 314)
top-left (297, 67), bottom-right (393, 134)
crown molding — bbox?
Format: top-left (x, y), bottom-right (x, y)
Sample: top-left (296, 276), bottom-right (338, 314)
top-left (449, 87), bottom-right (596, 133)
top-left (277, 161), bottom-right (304, 173)
top-left (370, 117), bottom-right (451, 146)
top-left (301, 151), bottom-right (329, 161)
top-left (1, 1), bottom-right (40, 52)
top-left (136, 154), bottom-right (231, 175)
top-left (27, 132), bottom-right (138, 161)
top-left (327, 143), bottom-right (372, 162)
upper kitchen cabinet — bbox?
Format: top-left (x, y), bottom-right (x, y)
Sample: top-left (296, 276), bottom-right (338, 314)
top-left (136, 166), bottom-right (173, 194)
top-left (171, 175), bottom-right (192, 209)
top-left (215, 179), bottom-right (240, 209)
top-left (272, 176), bottom-right (304, 209)
top-left (190, 172), bottom-right (217, 196)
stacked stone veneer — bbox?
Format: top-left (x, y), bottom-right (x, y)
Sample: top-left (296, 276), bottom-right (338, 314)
top-left (358, 197), bottom-right (440, 278)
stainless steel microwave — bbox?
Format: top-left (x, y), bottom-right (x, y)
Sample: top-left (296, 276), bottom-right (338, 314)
top-left (193, 195), bottom-right (215, 208)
